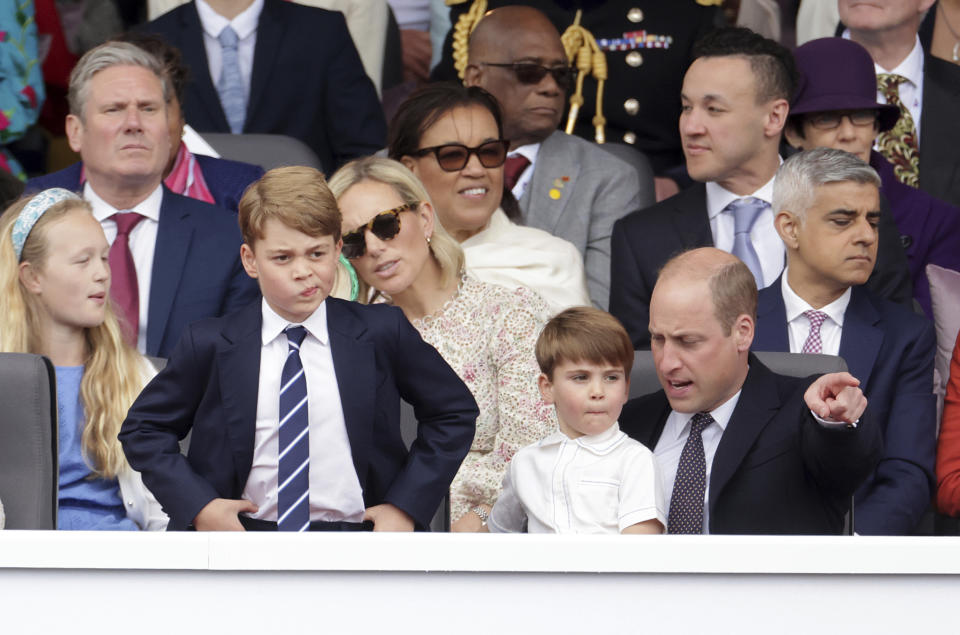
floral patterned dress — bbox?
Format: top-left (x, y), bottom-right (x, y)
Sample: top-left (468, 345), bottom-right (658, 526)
top-left (411, 274), bottom-right (557, 522)
top-left (0, 1), bottom-right (44, 180)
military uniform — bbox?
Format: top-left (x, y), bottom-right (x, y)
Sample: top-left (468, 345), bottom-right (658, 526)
top-left (432, 0), bottom-right (722, 175)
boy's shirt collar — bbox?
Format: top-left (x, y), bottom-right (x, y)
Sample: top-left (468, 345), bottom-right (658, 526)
top-left (260, 297), bottom-right (329, 347)
top-left (540, 422), bottom-right (626, 455)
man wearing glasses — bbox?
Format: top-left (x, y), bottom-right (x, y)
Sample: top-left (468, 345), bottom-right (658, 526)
top-left (464, 5), bottom-right (652, 310)
top-left (783, 37), bottom-right (960, 319)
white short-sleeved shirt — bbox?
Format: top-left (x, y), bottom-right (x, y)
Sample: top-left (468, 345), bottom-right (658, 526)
top-left (488, 423), bottom-right (665, 534)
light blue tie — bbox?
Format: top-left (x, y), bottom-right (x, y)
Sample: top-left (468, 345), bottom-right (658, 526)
top-left (278, 326), bottom-right (310, 532)
top-left (726, 197), bottom-right (767, 288)
top-left (216, 25), bottom-right (247, 134)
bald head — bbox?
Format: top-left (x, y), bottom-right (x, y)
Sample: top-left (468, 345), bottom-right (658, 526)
top-left (464, 6), bottom-right (568, 147)
top-left (657, 248), bottom-right (758, 335)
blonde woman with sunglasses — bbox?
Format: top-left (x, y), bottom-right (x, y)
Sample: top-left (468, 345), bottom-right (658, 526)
top-left (329, 157), bottom-right (557, 532)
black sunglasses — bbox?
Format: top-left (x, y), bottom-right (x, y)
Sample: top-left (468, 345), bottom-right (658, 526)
top-left (806, 109), bottom-right (879, 130)
top-left (482, 62), bottom-right (578, 91)
top-left (342, 202), bottom-right (416, 259)
top-left (410, 139), bottom-right (510, 172)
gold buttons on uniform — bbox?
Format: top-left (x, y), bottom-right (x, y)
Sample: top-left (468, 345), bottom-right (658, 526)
top-left (626, 51), bottom-right (643, 67)
top-left (623, 132), bottom-right (637, 145)
top-left (628, 7), bottom-right (644, 23)
top-left (624, 98), bottom-right (639, 115)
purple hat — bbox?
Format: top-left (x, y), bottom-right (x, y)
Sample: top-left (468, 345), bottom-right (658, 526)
top-left (790, 37), bottom-right (900, 133)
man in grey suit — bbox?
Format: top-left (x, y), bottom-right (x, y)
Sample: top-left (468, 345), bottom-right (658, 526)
top-left (464, 5), bottom-right (653, 309)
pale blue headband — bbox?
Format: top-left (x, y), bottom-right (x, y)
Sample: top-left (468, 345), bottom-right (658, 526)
top-left (11, 188), bottom-right (82, 260)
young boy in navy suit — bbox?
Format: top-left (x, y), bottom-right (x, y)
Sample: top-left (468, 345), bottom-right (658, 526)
top-left (120, 166), bottom-right (478, 531)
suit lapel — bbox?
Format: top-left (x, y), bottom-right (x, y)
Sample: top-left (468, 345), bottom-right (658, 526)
top-left (180, 2), bottom-right (230, 130)
top-left (709, 357), bottom-right (781, 516)
top-left (755, 277), bottom-right (790, 351)
top-left (838, 287), bottom-right (882, 391)
top-left (326, 299), bottom-right (375, 485)
top-left (246, 0), bottom-right (284, 131)
top-left (520, 132), bottom-right (580, 233)
top-left (216, 301), bottom-right (262, 491)
top-left (147, 189), bottom-right (193, 354)
top-left (670, 184), bottom-right (714, 247)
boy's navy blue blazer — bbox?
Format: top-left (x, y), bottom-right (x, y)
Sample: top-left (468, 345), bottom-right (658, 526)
top-left (119, 297), bottom-right (479, 531)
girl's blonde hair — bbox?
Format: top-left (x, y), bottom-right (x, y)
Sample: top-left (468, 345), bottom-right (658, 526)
top-left (327, 157), bottom-right (464, 304)
top-left (0, 195), bottom-right (148, 479)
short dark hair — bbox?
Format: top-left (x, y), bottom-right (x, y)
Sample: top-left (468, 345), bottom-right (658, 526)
top-left (692, 27), bottom-right (797, 104)
top-left (387, 82), bottom-right (505, 160)
top-left (114, 32), bottom-right (189, 107)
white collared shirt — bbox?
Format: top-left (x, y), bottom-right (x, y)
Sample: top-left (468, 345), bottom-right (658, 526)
top-left (242, 298), bottom-right (365, 522)
top-left (706, 175), bottom-right (784, 289)
top-left (508, 142), bottom-right (540, 202)
top-left (84, 182), bottom-right (162, 354)
top-left (843, 31), bottom-right (925, 144)
top-left (488, 423), bottom-right (665, 534)
top-left (781, 271), bottom-right (851, 356)
top-left (195, 0), bottom-right (264, 104)
top-left (654, 389), bottom-right (741, 534)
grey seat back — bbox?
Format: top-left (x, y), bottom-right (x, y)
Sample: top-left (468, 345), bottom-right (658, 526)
top-left (200, 133), bottom-right (325, 172)
top-left (0, 353), bottom-right (58, 529)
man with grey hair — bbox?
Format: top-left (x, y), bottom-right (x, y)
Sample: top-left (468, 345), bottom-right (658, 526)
top-left (28, 41), bottom-right (258, 358)
top-left (754, 147), bottom-right (936, 535)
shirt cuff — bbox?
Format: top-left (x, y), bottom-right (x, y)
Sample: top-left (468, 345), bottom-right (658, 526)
top-left (810, 409), bottom-right (858, 429)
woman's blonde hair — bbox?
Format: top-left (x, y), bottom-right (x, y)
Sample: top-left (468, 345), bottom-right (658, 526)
top-left (327, 157), bottom-right (464, 303)
top-left (0, 195), bottom-right (148, 478)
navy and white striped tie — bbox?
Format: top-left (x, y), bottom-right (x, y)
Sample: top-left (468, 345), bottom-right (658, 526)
top-left (278, 326), bottom-right (310, 531)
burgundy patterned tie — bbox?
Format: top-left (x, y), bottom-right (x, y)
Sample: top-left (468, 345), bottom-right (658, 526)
top-left (667, 412), bottom-right (713, 534)
top-left (801, 310), bottom-right (828, 354)
top-left (503, 155), bottom-right (531, 191)
top-left (109, 212), bottom-right (144, 345)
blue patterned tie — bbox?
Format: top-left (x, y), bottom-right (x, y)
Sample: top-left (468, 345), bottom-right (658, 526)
top-left (726, 197), bottom-right (767, 288)
top-left (667, 412), bottom-right (713, 534)
top-left (278, 326), bottom-right (310, 532)
top-left (216, 25), bottom-right (247, 134)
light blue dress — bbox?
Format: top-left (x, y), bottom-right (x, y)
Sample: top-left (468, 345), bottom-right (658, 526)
top-left (56, 366), bottom-right (138, 531)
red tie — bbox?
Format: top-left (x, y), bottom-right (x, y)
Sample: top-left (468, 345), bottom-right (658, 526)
top-left (109, 212), bottom-right (145, 345)
top-left (503, 155), bottom-right (531, 191)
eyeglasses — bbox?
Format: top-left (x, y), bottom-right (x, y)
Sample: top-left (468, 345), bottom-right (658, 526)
top-left (481, 62), bottom-right (578, 91)
top-left (341, 202), bottom-right (416, 259)
top-left (410, 139), bottom-right (510, 172)
top-left (806, 110), bottom-right (879, 130)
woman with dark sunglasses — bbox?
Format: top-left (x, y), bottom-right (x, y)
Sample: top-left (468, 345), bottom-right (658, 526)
top-left (329, 156), bottom-right (557, 532)
top-left (387, 83), bottom-right (589, 312)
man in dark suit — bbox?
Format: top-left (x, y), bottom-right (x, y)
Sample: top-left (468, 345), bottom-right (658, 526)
top-left (142, 0), bottom-right (386, 175)
top-left (620, 247), bottom-right (882, 535)
top-left (609, 27), bottom-right (912, 349)
top-left (753, 147), bottom-right (936, 535)
top-left (28, 41), bottom-right (258, 358)
top-left (463, 5), bottom-right (651, 309)
top-left (840, 0), bottom-right (960, 208)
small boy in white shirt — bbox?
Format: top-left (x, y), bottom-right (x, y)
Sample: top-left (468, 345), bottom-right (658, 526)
top-left (487, 307), bottom-right (665, 534)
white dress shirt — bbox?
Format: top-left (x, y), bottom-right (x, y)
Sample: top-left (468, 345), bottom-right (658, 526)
top-left (508, 142), bottom-right (540, 202)
top-left (488, 423), bottom-right (665, 534)
top-left (654, 389), bottom-right (741, 534)
top-left (84, 182), bottom-right (162, 354)
top-left (242, 298), bottom-right (365, 522)
top-left (706, 174), bottom-right (784, 289)
top-left (195, 0), bottom-right (264, 103)
top-left (781, 272), bottom-right (851, 356)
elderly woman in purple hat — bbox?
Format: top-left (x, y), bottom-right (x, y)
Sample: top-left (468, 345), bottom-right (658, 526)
top-left (783, 36), bottom-right (960, 319)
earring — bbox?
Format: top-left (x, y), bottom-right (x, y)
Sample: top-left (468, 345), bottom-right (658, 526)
top-left (426, 234), bottom-right (432, 245)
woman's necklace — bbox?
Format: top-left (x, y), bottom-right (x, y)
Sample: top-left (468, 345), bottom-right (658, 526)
top-left (939, 1), bottom-right (960, 62)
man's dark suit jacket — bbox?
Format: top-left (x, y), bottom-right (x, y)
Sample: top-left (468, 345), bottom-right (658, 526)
top-left (143, 0), bottom-right (386, 174)
top-left (754, 278), bottom-right (936, 535)
top-left (917, 55), bottom-right (960, 208)
top-left (119, 299), bottom-right (479, 531)
top-left (27, 165), bottom-right (260, 357)
top-left (620, 355), bottom-right (882, 534)
top-left (194, 154), bottom-right (264, 213)
top-left (609, 182), bottom-right (913, 348)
